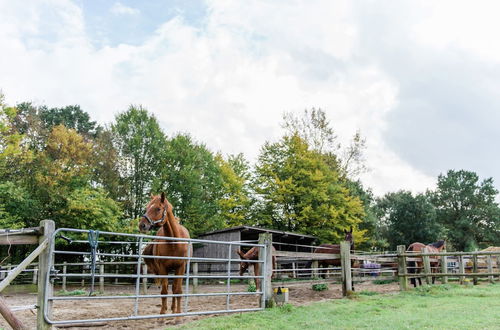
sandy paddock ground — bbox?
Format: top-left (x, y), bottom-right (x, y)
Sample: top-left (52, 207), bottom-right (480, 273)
top-left (1, 281), bottom-right (399, 329)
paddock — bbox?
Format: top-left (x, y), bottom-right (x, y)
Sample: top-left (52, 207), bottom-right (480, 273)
top-left (1, 221), bottom-right (499, 329)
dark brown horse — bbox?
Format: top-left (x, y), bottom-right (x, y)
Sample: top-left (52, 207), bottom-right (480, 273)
top-left (407, 240), bottom-right (446, 287)
top-left (309, 227), bottom-right (354, 278)
top-left (236, 246), bottom-right (276, 289)
top-left (139, 193), bottom-right (190, 315)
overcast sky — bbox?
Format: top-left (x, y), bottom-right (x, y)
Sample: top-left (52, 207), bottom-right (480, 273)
top-left (1, 0), bottom-right (499, 196)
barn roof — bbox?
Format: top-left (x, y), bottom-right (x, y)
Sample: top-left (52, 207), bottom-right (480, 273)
top-left (198, 225), bottom-right (317, 240)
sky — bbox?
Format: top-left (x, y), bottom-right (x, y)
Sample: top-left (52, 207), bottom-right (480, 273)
top-left (1, 0), bottom-right (499, 197)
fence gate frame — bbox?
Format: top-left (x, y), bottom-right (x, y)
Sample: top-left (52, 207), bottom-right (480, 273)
top-left (41, 228), bottom-right (268, 327)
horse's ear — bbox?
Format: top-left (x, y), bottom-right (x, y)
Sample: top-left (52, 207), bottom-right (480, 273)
top-left (160, 192), bottom-right (165, 203)
top-left (343, 229), bottom-right (347, 235)
top-left (350, 226), bottom-right (353, 233)
top-left (236, 249), bottom-right (245, 259)
top-left (150, 193), bottom-right (154, 199)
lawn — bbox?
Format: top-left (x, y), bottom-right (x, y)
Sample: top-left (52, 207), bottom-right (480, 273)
top-left (179, 284), bottom-right (500, 329)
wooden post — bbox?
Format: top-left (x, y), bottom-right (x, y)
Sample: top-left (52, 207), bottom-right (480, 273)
top-left (487, 255), bottom-right (494, 284)
top-left (62, 262), bottom-right (67, 291)
top-left (81, 265), bottom-right (85, 288)
top-left (340, 241), bottom-right (352, 297)
top-left (0, 296), bottom-right (28, 330)
top-left (33, 266), bottom-right (39, 285)
top-left (292, 262), bottom-right (296, 278)
top-left (459, 256), bottom-right (465, 285)
top-left (37, 219), bottom-right (55, 330)
top-left (472, 254), bottom-right (478, 285)
top-left (422, 248), bottom-right (431, 285)
top-left (311, 260), bottom-right (319, 279)
top-left (141, 264), bottom-right (148, 295)
top-left (115, 265), bottom-right (119, 285)
top-left (440, 250), bottom-right (448, 284)
top-left (258, 233), bottom-right (274, 308)
top-left (192, 262), bottom-right (198, 293)
top-left (397, 245), bottom-right (408, 291)
top-left (99, 264), bottom-right (105, 293)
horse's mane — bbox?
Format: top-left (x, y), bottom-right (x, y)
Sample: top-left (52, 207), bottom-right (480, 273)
top-left (430, 240), bottom-right (445, 249)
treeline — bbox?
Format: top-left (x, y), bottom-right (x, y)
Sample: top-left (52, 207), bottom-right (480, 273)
top-left (1, 93), bottom-right (499, 253)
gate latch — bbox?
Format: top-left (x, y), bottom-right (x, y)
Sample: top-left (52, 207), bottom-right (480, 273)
top-left (49, 267), bottom-right (60, 283)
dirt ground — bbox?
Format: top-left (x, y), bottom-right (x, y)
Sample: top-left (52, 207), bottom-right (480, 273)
top-left (1, 281), bottom-right (399, 329)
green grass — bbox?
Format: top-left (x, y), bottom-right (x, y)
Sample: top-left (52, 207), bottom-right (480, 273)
top-left (178, 284), bottom-right (500, 329)
top-left (57, 289), bottom-right (87, 296)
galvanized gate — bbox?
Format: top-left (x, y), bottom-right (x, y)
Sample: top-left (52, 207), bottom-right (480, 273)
top-left (44, 228), bottom-right (266, 325)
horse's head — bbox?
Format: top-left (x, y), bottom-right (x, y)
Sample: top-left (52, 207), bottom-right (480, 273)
top-left (433, 240), bottom-right (446, 251)
top-left (139, 192), bottom-right (172, 233)
top-left (343, 226), bottom-right (354, 244)
top-left (236, 249), bottom-right (250, 276)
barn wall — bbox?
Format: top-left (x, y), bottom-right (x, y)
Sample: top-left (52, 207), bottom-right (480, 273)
top-left (194, 231), bottom-right (241, 272)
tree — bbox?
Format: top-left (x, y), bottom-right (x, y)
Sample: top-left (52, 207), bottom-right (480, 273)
top-left (252, 134), bottom-right (366, 243)
top-left (216, 153), bottom-right (252, 228)
top-left (92, 128), bottom-right (122, 201)
top-left (39, 105), bottom-right (100, 138)
top-left (432, 170), bottom-right (500, 251)
top-left (112, 106), bottom-right (166, 219)
top-left (376, 191), bottom-right (443, 250)
top-left (282, 108), bottom-right (367, 178)
top-left (154, 134), bottom-right (225, 237)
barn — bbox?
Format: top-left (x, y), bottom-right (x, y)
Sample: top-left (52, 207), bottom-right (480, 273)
top-left (193, 226), bottom-right (318, 272)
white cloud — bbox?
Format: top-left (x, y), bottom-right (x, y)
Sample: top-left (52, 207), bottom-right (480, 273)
top-left (110, 2), bottom-right (140, 16)
top-left (3, 0), bottom-right (499, 196)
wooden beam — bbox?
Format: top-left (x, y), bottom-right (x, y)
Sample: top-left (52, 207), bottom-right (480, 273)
top-left (0, 295), bottom-right (28, 330)
top-left (0, 239), bottom-right (48, 292)
top-left (273, 251), bottom-right (340, 260)
top-left (0, 235), bottom-right (38, 245)
top-left (37, 220), bottom-right (55, 330)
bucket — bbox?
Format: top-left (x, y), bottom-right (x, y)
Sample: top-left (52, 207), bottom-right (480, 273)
top-left (273, 287), bottom-right (289, 305)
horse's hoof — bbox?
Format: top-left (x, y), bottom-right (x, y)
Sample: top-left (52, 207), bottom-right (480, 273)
top-left (173, 317), bottom-right (181, 325)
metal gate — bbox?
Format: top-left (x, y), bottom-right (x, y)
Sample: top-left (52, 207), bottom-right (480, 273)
top-left (44, 228), bottom-right (266, 325)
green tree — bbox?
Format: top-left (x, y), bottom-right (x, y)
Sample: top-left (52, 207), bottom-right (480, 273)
top-left (216, 153), bottom-right (252, 227)
top-left (282, 108), bottom-right (367, 178)
top-left (92, 128), bottom-right (122, 200)
top-left (112, 106), bottom-right (166, 219)
top-left (252, 134), bottom-right (365, 243)
top-left (155, 134), bottom-right (225, 237)
top-left (376, 191), bottom-right (443, 250)
top-left (39, 105), bottom-right (100, 138)
top-left (432, 170), bottom-right (500, 251)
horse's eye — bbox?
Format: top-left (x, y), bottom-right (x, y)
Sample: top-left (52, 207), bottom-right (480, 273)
top-left (156, 207), bottom-right (161, 212)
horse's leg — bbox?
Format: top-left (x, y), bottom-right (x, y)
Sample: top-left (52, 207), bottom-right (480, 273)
top-left (172, 264), bottom-right (186, 314)
top-left (160, 278), bottom-right (168, 314)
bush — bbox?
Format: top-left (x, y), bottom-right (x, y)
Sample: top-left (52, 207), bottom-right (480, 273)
top-left (247, 283), bottom-right (257, 292)
top-left (312, 283), bottom-right (328, 291)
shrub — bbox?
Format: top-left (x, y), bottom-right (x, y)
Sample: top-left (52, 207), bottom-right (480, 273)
top-left (312, 283), bottom-right (328, 291)
top-left (247, 283), bottom-right (257, 292)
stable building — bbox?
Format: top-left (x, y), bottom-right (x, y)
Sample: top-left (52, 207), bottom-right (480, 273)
top-left (193, 226), bottom-right (318, 272)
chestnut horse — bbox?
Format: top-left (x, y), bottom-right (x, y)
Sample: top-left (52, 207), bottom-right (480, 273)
top-left (139, 193), bottom-right (190, 315)
top-left (407, 240), bottom-right (446, 287)
top-left (236, 245), bottom-right (276, 289)
top-left (308, 227), bottom-right (355, 278)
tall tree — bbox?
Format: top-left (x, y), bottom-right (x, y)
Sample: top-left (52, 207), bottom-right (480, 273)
top-left (432, 170), bottom-right (500, 251)
top-left (282, 108), bottom-right (367, 178)
top-left (112, 106), bottom-right (166, 219)
top-left (39, 105), bottom-right (100, 138)
top-left (252, 134), bottom-right (365, 243)
top-left (155, 134), bottom-right (225, 236)
top-left (376, 191), bottom-right (443, 250)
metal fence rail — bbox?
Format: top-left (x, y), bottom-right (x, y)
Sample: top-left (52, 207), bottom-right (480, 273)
top-left (44, 228), bottom-right (267, 325)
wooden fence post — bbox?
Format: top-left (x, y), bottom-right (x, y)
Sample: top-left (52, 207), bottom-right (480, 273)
top-left (440, 250), bottom-right (448, 284)
top-left (397, 245), bottom-right (408, 291)
top-left (142, 264), bottom-right (148, 295)
top-left (37, 219), bottom-right (55, 330)
top-left (458, 256), bottom-right (465, 285)
top-left (472, 254), bottom-right (478, 285)
top-left (311, 260), bottom-right (319, 278)
top-left (192, 262), bottom-right (198, 293)
top-left (33, 266), bottom-right (39, 285)
top-left (99, 264), bottom-right (105, 293)
top-left (62, 262), bottom-right (67, 291)
top-left (115, 265), bottom-right (119, 285)
top-left (340, 241), bottom-right (352, 297)
top-left (258, 233), bottom-right (274, 308)
top-left (292, 262), bottom-right (296, 278)
top-left (487, 255), bottom-right (494, 284)
top-left (422, 247), bottom-right (431, 285)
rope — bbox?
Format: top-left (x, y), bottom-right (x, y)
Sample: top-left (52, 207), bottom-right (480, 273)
top-left (88, 230), bottom-right (99, 296)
